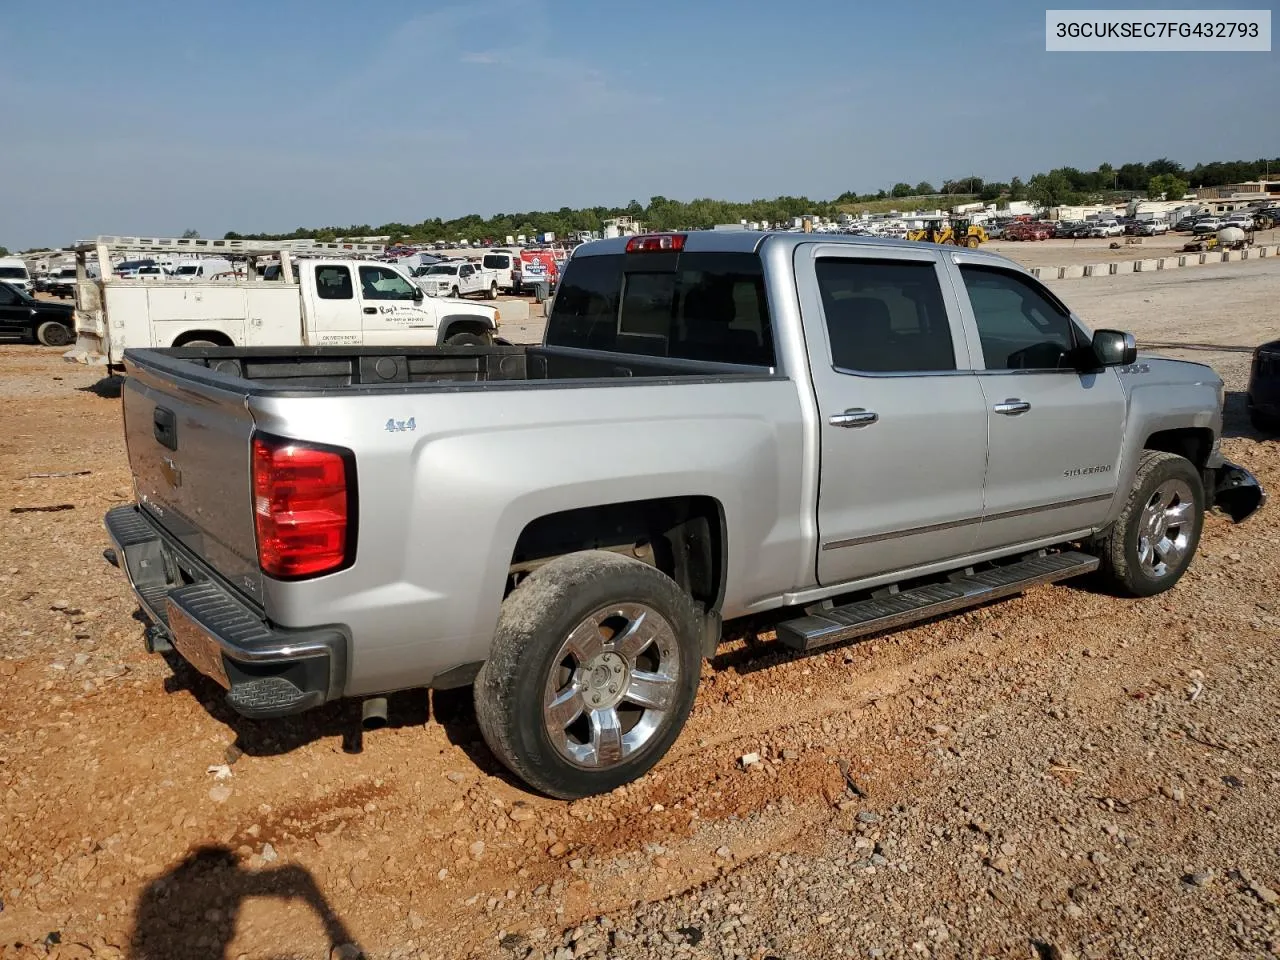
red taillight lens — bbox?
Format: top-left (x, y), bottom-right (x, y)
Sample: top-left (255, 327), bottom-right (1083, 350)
top-left (625, 233), bottom-right (686, 253)
top-left (251, 435), bottom-right (353, 579)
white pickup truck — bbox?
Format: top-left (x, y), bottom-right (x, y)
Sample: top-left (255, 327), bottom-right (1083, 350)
top-left (64, 236), bottom-right (502, 368)
top-left (414, 260), bottom-right (500, 300)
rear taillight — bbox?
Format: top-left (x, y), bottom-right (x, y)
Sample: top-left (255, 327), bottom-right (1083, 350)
top-left (626, 233), bottom-right (686, 253)
top-left (251, 435), bottom-right (354, 579)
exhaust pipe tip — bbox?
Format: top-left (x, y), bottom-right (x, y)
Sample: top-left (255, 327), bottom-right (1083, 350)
top-left (361, 696), bottom-right (389, 730)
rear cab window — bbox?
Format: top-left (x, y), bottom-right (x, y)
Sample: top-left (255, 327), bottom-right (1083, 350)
top-left (546, 251), bottom-right (775, 367)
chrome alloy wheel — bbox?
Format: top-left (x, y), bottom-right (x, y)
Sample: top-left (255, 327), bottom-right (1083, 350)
top-left (543, 602), bottom-right (680, 768)
top-left (1136, 478), bottom-right (1196, 578)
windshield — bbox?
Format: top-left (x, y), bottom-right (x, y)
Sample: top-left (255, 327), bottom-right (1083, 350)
top-left (175, 265), bottom-right (200, 276)
top-left (425, 264), bottom-right (458, 275)
top-left (57, 268), bottom-right (77, 279)
top-left (0, 267), bottom-right (28, 279)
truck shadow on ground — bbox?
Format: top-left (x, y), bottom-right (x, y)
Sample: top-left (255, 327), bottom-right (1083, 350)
top-left (129, 844), bottom-right (362, 959)
top-left (159, 650), bottom-right (427, 758)
top-left (156, 646), bottom-right (533, 788)
top-left (76, 374), bottom-right (123, 398)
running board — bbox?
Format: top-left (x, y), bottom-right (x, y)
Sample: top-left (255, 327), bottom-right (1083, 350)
top-left (776, 551), bottom-right (1099, 652)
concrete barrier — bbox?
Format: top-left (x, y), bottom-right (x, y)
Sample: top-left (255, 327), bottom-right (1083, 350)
top-left (1260, 245), bottom-right (1271, 257)
top-left (1135, 258), bottom-right (1159, 272)
top-left (1158, 257), bottom-right (1178, 270)
top-left (496, 299), bottom-right (531, 323)
top-left (1083, 263), bottom-right (1109, 277)
top-left (1200, 253), bottom-right (1211, 264)
top-left (1062, 264), bottom-right (1085, 279)
top-left (1223, 250), bottom-right (1240, 262)
top-left (1177, 255), bottom-right (1190, 267)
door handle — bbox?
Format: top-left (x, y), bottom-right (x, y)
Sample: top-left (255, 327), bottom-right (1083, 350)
top-left (363, 307), bottom-right (377, 315)
top-left (993, 398), bottom-right (1031, 416)
top-left (829, 408), bottom-right (879, 428)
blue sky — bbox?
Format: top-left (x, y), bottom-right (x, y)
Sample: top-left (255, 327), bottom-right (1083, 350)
top-left (2, 0), bottom-right (1275, 249)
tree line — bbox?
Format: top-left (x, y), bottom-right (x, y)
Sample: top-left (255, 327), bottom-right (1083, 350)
top-left (224, 155), bottom-right (1277, 245)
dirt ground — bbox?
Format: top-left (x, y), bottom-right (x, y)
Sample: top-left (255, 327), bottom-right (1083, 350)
top-left (0, 262), bottom-right (1278, 960)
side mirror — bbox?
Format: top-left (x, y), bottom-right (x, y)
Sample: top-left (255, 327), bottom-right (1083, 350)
top-left (1091, 329), bottom-right (1137, 367)
top-left (412, 286), bottom-right (424, 301)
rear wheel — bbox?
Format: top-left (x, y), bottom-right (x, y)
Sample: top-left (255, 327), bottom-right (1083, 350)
top-left (474, 551), bottom-right (701, 799)
top-left (966, 235), bottom-right (980, 248)
top-left (1095, 451), bottom-right (1204, 597)
top-left (487, 282), bottom-right (498, 300)
top-left (36, 321), bottom-right (73, 347)
top-left (444, 330), bottom-right (490, 346)
top-left (177, 339), bottom-right (218, 348)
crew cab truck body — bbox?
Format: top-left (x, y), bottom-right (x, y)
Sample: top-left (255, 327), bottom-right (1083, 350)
top-left (415, 260), bottom-right (500, 300)
top-left (65, 236), bottom-right (501, 368)
top-left (104, 231), bottom-right (1264, 799)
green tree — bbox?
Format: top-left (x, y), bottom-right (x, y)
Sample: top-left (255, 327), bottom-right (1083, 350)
top-left (1008, 176), bottom-right (1026, 201)
top-left (979, 182), bottom-right (1007, 202)
top-left (891, 182), bottom-right (914, 198)
top-left (1147, 173), bottom-right (1189, 200)
top-left (1116, 162), bottom-right (1148, 191)
top-left (0, 245), bottom-right (9, 257)
top-left (914, 181), bottom-right (935, 195)
top-left (1027, 171), bottom-right (1076, 208)
top-left (181, 228), bottom-right (201, 239)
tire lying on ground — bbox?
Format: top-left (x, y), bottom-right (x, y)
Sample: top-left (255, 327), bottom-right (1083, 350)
top-left (474, 550), bottom-right (702, 799)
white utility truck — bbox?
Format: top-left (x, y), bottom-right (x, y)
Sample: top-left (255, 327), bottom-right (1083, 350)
top-left (65, 236), bottom-right (502, 368)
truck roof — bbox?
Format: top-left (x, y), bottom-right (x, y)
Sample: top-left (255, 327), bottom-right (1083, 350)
top-left (574, 230), bottom-right (1025, 270)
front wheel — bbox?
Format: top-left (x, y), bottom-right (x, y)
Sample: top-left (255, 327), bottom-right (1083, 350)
top-left (450, 286), bottom-right (460, 299)
top-left (474, 551), bottom-right (702, 799)
top-left (966, 235), bottom-right (980, 248)
top-left (487, 282), bottom-right (498, 300)
top-left (1094, 451), bottom-right (1204, 597)
top-left (36, 321), bottom-right (73, 347)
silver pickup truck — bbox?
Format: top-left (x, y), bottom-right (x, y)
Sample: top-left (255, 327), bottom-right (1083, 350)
top-left (103, 231), bottom-right (1264, 798)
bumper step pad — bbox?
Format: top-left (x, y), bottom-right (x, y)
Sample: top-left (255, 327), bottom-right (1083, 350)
top-left (777, 551), bottom-right (1099, 652)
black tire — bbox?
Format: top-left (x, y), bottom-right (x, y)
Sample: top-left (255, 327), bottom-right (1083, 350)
top-left (487, 282), bottom-right (498, 300)
top-left (474, 550), bottom-right (702, 799)
top-left (444, 331), bottom-right (489, 346)
top-left (1095, 451), bottom-right (1204, 598)
top-left (177, 339), bottom-right (218, 348)
top-left (450, 286), bottom-right (460, 299)
top-left (36, 321), bottom-right (73, 347)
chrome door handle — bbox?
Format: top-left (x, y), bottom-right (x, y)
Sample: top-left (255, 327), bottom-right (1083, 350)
top-left (993, 398), bottom-right (1031, 416)
top-left (829, 408), bottom-right (879, 428)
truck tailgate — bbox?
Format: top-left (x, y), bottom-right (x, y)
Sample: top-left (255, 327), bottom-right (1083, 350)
top-left (122, 355), bottom-right (264, 604)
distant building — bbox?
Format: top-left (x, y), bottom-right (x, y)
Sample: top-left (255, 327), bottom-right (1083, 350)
top-left (1195, 179), bottom-right (1280, 200)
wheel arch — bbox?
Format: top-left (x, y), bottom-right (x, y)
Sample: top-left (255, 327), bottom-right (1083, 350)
top-left (171, 329), bottom-right (235, 347)
top-left (439, 314), bottom-right (496, 341)
top-left (508, 494), bottom-right (728, 615)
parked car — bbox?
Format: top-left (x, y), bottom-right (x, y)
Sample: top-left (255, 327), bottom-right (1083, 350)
top-left (0, 256), bottom-right (32, 293)
top-left (1088, 220), bottom-right (1124, 238)
top-left (0, 280), bottom-right (76, 346)
top-left (1247, 338), bottom-right (1280, 433)
top-left (415, 261), bottom-right (500, 299)
top-left (1135, 220), bottom-right (1169, 237)
top-left (100, 230), bottom-right (1263, 799)
top-left (481, 250), bottom-right (524, 294)
top-left (1173, 216), bottom-right (1202, 232)
top-left (171, 258), bottom-right (235, 281)
top-left (50, 266), bottom-right (83, 298)
top-left (1054, 221), bottom-right (1082, 239)
top-left (1193, 218), bottom-right (1224, 235)
top-left (1222, 215), bottom-right (1256, 231)
top-left (1004, 221), bottom-right (1053, 241)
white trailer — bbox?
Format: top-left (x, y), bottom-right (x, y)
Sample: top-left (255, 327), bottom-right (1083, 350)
top-left (65, 236), bottom-right (502, 368)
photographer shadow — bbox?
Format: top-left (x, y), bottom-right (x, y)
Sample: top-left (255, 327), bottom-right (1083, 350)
top-left (130, 845), bottom-right (363, 959)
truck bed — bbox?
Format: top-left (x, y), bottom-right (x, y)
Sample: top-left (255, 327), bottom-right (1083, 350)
top-left (135, 343), bottom-right (777, 392)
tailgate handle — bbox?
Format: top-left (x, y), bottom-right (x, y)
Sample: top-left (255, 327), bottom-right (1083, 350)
top-left (153, 407), bottom-right (178, 450)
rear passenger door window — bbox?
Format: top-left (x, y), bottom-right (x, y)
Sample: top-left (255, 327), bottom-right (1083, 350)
top-left (314, 266), bottom-right (353, 300)
top-left (815, 258), bottom-right (957, 373)
top-left (958, 266), bottom-right (1078, 370)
